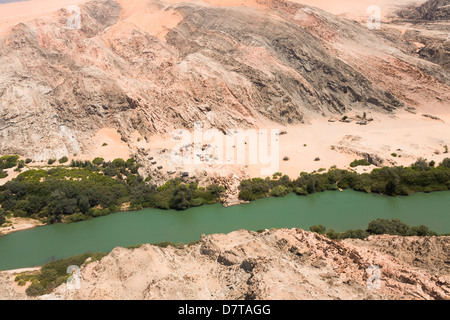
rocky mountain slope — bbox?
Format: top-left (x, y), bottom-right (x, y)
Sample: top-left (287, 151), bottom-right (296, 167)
top-left (393, 0), bottom-right (450, 70)
top-left (397, 0), bottom-right (450, 20)
top-left (33, 228), bottom-right (448, 300)
top-left (0, 0), bottom-right (448, 160)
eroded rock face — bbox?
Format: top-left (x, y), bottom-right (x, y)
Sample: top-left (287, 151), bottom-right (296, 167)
top-left (46, 229), bottom-right (449, 300)
top-left (397, 0), bottom-right (450, 21)
top-left (395, 0), bottom-right (450, 70)
top-left (0, 0), bottom-right (448, 160)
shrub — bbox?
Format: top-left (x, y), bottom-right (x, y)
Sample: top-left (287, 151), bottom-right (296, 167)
top-left (294, 187), bottom-right (308, 195)
top-left (318, 219), bottom-right (437, 240)
top-left (408, 225), bottom-right (438, 236)
top-left (17, 160), bottom-right (25, 169)
top-left (440, 158), bottom-right (450, 168)
top-left (59, 156), bottom-right (69, 164)
top-left (0, 155), bottom-right (19, 170)
top-left (270, 185), bottom-right (289, 197)
top-left (26, 282), bottom-right (46, 297)
top-left (338, 229), bottom-right (369, 240)
top-left (367, 218), bottom-right (410, 236)
top-left (310, 225), bottom-right (326, 234)
top-left (47, 159), bottom-right (56, 165)
top-left (25, 158), bottom-right (32, 164)
top-left (92, 157), bottom-right (104, 165)
top-left (350, 159), bottom-right (371, 167)
top-left (20, 252), bottom-right (107, 296)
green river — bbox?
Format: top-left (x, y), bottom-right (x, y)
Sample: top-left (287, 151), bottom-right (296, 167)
top-left (0, 190), bottom-right (449, 270)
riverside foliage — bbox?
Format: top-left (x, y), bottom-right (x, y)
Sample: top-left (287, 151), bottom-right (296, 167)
top-left (310, 218), bottom-right (438, 240)
top-left (0, 158), bottom-right (224, 224)
top-left (238, 158), bottom-right (450, 201)
top-left (0, 158), bottom-right (449, 226)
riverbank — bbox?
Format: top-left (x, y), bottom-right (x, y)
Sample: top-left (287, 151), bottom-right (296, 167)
top-left (0, 217), bottom-right (44, 236)
top-left (12, 228), bottom-right (449, 300)
top-left (0, 158), bottom-right (449, 233)
top-left (1, 189), bottom-right (449, 271)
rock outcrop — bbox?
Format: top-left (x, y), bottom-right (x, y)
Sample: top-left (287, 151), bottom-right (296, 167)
top-left (44, 229), bottom-right (449, 300)
top-left (0, 0), bottom-right (448, 160)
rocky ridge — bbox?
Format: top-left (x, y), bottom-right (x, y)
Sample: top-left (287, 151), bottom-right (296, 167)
top-left (39, 228), bottom-right (449, 300)
top-left (0, 0), bottom-right (448, 160)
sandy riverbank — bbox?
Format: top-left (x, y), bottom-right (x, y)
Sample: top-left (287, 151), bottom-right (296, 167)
top-left (0, 217), bottom-right (44, 236)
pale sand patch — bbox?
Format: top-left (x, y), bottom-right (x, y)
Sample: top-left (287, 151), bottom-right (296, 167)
top-left (116, 0), bottom-right (183, 41)
top-left (0, 166), bottom-right (21, 186)
top-left (250, 111), bottom-right (450, 178)
top-left (75, 128), bottom-right (132, 162)
top-left (136, 110), bottom-right (450, 180)
top-left (0, 0), bottom-right (89, 34)
top-left (1, 267), bottom-right (40, 297)
top-left (0, 217), bottom-right (44, 236)
top-left (3, 266), bottom-right (41, 274)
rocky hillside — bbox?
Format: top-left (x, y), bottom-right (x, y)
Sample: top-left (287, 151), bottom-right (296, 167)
top-left (394, 0), bottom-right (450, 70)
top-left (37, 228), bottom-right (448, 300)
top-left (397, 0), bottom-right (450, 20)
top-left (0, 0), bottom-right (448, 160)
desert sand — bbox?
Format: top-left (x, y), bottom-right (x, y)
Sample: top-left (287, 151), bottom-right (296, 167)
top-left (75, 128), bottom-right (132, 162)
top-left (130, 110), bottom-right (450, 181)
top-left (0, 0), bottom-right (89, 33)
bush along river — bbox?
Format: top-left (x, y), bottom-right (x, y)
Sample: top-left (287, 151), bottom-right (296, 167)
top-left (0, 189), bottom-right (449, 270)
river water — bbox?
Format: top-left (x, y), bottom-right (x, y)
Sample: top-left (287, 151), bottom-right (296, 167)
top-left (0, 190), bottom-right (448, 270)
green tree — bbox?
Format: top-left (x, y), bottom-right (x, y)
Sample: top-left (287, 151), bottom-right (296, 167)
top-left (92, 157), bottom-right (104, 165)
top-left (367, 218), bottom-right (410, 236)
top-left (0, 212), bottom-right (5, 226)
top-left (59, 156), bottom-right (69, 164)
top-left (310, 225), bottom-right (326, 234)
top-left (440, 158), bottom-right (450, 168)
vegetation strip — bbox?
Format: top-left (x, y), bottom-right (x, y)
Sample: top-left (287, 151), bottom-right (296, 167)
top-left (0, 157), bottom-right (449, 228)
